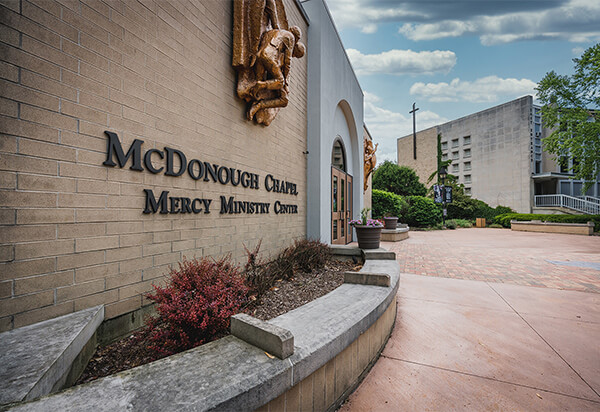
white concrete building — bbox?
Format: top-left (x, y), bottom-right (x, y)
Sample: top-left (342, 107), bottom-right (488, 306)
top-left (304, 0), bottom-right (364, 244)
top-left (398, 96), bottom-right (599, 214)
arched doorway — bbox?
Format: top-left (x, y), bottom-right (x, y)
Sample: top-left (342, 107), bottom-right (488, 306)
top-left (331, 139), bottom-right (353, 244)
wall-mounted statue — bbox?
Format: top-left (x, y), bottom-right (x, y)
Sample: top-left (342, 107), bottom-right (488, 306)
top-left (232, 0), bottom-right (305, 126)
top-left (364, 138), bottom-right (378, 191)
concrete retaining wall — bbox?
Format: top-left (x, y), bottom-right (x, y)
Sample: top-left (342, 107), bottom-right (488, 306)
top-left (9, 255), bottom-right (399, 411)
top-left (511, 220), bottom-right (594, 236)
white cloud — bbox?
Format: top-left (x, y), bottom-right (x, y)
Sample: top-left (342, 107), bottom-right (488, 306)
top-left (404, 2), bottom-right (600, 45)
top-left (399, 21), bottom-right (475, 41)
top-left (363, 92), bottom-right (447, 164)
top-left (328, 0), bottom-right (600, 45)
top-left (572, 46), bottom-right (585, 55)
top-left (360, 24), bottom-right (378, 34)
top-left (327, 0), bottom-right (426, 34)
top-left (409, 76), bottom-right (538, 103)
top-left (346, 48), bottom-right (456, 76)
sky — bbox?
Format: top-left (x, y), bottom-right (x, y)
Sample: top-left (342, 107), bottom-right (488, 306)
top-left (324, 0), bottom-right (600, 164)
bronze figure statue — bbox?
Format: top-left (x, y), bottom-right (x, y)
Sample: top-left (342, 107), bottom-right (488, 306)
top-left (364, 138), bottom-right (378, 191)
top-left (232, 0), bottom-right (305, 126)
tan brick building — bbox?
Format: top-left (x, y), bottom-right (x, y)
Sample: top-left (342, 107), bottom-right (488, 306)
top-left (0, 0), bottom-right (366, 332)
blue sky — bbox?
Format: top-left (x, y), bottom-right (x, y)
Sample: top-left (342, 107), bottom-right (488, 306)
top-left (325, 0), bottom-right (600, 163)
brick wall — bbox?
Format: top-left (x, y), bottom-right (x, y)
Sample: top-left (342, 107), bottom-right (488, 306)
top-left (0, 0), bottom-right (308, 331)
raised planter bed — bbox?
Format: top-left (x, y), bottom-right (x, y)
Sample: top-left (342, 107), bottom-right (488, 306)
top-left (510, 220), bottom-right (595, 236)
top-left (8, 249), bottom-right (400, 412)
top-left (381, 227), bottom-right (409, 242)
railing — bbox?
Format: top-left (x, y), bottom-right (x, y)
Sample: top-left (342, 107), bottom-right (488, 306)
top-left (535, 194), bottom-right (600, 214)
top-left (578, 195), bottom-right (600, 205)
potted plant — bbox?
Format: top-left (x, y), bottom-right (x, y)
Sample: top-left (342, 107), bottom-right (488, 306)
top-left (382, 214), bottom-right (399, 230)
top-left (350, 208), bottom-right (384, 249)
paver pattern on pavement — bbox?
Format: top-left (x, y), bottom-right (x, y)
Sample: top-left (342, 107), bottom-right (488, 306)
top-left (341, 229), bottom-right (600, 411)
top-left (383, 228), bottom-right (600, 293)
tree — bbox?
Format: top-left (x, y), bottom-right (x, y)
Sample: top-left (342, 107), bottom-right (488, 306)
top-left (372, 161), bottom-right (427, 196)
top-left (536, 44), bottom-right (600, 191)
top-left (427, 133), bottom-right (456, 185)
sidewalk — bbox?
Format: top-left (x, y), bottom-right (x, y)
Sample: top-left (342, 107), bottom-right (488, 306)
top-left (341, 229), bottom-right (600, 411)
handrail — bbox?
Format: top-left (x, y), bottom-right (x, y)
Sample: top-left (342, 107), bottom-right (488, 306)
top-left (578, 196), bottom-right (600, 205)
top-left (535, 194), bottom-right (600, 214)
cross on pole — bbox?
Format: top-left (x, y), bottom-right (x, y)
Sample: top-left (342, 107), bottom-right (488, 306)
top-left (409, 102), bottom-right (419, 160)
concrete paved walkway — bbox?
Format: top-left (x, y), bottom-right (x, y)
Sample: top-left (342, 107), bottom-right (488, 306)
top-left (388, 228), bottom-right (600, 293)
top-left (341, 229), bottom-right (600, 411)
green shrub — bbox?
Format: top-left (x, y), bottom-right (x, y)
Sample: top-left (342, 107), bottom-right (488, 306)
top-left (405, 196), bottom-right (442, 227)
top-left (489, 223), bottom-right (503, 228)
top-left (447, 219), bottom-right (471, 228)
top-left (445, 220), bottom-right (457, 229)
top-left (493, 213), bottom-right (600, 231)
top-left (373, 161), bottom-right (427, 196)
top-left (494, 205), bottom-right (514, 216)
top-left (372, 189), bottom-right (408, 219)
top-left (443, 184), bottom-right (513, 221)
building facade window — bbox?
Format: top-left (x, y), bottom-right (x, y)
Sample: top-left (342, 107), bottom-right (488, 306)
top-left (464, 148), bottom-right (471, 158)
top-left (451, 139), bottom-right (459, 148)
top-left (442, 153), bottom-right (448, 161)
top-left (463, 135), bottom-right (471, 145)
top-left (465, 187), bottom-right (471, 195)
top-left (452, 164), bottom-right (459, 173)
top-left (441, 141), bottom-right (448, 151)
top-left (452, 151), bottom-right (459, 160)
top-left (464, 161), bottom-right (471, 171)
top-left (464, 174), bottom-right (471, 184)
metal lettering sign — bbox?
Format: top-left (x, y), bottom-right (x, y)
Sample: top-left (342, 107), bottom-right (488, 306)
top-left (103, 131), bottom-right (299, 215)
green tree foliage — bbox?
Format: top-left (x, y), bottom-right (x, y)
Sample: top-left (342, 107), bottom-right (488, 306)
top-left (444, 182), bottom-right (513, 220)
top-left (372, 189), bottom-right (408, 219)
top-left (427, 133), bottom-right (455, 185)
top-left (536, 44), bottom-right (600, 191)
top-left (405, 196), bottom-right (441, 227)
top-left (372, 161), bottom-right (427, 196)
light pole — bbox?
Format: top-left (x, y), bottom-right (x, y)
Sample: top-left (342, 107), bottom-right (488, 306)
top-left (439, 166), bottom-right (447, 227)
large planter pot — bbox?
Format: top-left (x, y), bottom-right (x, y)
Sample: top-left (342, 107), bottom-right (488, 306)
top-left (383, 217), bottom-right (398, 229)
top-left (354, 226), bottom-right (383, 249)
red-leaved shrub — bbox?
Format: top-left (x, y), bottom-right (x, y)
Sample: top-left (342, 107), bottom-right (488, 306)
top-left (144, 256), bottom-right (248, 359)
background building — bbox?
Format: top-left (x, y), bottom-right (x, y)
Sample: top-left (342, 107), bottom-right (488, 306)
top-left (398, 96), bottom-right (600, 213)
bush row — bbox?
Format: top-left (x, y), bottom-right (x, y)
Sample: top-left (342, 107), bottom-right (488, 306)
top-left (373, 188), bottom-right (514, 228)
top-left (493, 213), bottom-right (600, 231)
top-left (372, 189), bottom-right (408, 219)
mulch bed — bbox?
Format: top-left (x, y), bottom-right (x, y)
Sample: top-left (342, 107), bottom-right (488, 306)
top-left (76, 258), bottom-right (361, 385)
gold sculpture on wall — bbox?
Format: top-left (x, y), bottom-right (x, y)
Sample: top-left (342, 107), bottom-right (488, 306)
top-left (364, 138), bottom-right (378, 191)
top-left (232, 0), bottom-right (306, 126)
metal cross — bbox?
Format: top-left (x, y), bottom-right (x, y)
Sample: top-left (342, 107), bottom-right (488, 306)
top-left (409, 102), bottom-right (419, 160)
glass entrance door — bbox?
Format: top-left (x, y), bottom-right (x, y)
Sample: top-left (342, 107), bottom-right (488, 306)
top-left (331, 167), bottom-right (353, 245)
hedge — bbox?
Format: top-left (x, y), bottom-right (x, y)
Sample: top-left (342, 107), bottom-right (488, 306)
top-left (372, 189), bottom-right (408, 219)
top-left (405, 196), bottom-right (442, 227)
top-left (493, 213), bottom-right (600, 231)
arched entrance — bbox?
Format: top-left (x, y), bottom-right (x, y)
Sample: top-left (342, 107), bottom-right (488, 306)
top-left (331, 139), bottom-right (353, 244)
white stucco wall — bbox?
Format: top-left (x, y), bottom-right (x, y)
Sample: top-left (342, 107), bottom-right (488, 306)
top-left (303, 0), bottom-right (364, 243)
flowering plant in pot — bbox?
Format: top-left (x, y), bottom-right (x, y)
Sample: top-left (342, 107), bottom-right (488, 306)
top-left (350, 208), bottom-right (383, 249)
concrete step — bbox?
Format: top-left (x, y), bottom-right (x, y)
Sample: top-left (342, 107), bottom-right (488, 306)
top-left (0, 306), bottom-right (104, 407)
